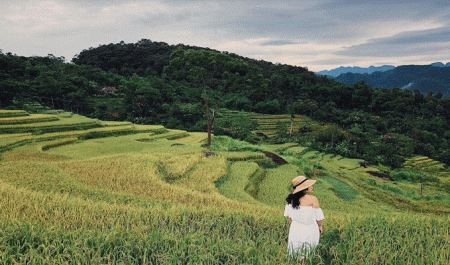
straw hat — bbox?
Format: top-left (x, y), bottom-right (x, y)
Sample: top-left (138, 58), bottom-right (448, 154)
top-left (292, 175), bottom-right (316, 194)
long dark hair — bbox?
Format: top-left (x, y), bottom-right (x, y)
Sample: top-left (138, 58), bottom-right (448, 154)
top-left (285, 190), bottom-right (307, 208)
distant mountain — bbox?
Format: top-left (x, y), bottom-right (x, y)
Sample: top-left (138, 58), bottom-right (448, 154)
top-left (430, 62), bottom-right (450, 68)
top-left (334, 64), bottom-right (450, 97)
top-left (316, 65), bottom-right (395, 77)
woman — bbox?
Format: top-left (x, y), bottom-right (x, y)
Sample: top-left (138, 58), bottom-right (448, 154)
top-left (284, 175), bottom-right (324, 261)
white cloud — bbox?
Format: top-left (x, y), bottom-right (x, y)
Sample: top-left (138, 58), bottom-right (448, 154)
top-left (1, 0), bottom-right (450, 70)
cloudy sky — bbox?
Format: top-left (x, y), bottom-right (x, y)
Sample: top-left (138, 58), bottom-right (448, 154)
top-left (1, 0), bottom-right (450, 72)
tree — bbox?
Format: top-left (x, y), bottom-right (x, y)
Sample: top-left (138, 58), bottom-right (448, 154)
top-left (163, 48), bottom-right (227, 146)
top-left (122, 74), bottom-right (162, 120)
top-left (215, 114), bottom-right (257, 140)
top-left (288, 99), bottom-right (318, 116)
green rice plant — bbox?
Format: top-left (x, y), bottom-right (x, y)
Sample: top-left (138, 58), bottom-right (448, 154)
top-left (336, 158), bottom-right (364, 170)
top-left (0, 114), bottom-right (59, 125)
top-left (258, 143), bottom-right (298, 153)
top-left (208, 135), bottom-right (257, 152)
top-left (403, 156), bottom-right (449, 176)
top-left (56, 111), bottom-right (73, 118)
top-left (221, 109), bottom-right (322, 140)
top-left (312, 152), bottom-right (326, 162)
top-left (320, 216), bottom-right (450, 264)
top-left (333, 155), bottom-right (344, 160)
top-left (0, 118), bottom-right (101, 134)
top-left (0, 134), bottom-right (33, 150)
top-left (379, 183), bottom-right (406, 195)
top-left (217, 161), bottom-right (263, 204)
top-left (79, 125), bottom-right (135, 139)
top-left (132, 124), bottom-right (167, 134)
top-left (414, 156), bottom-right (431, 162)
top-left (44, 133), bottom-right (200, 160)
top-left (412, 159), bottom-right (434, 166)
top-left (0, 209), bottom-right (448, 264)
top-left (40, 137), bottom-right (79, 151)
top-left (244, 167), bottom-right (265, 198)
top-left (32, 125), bottom-right (145, 143)
top-left (390, 169), bottom-right (439, 183)
top-left (322, 176), bottom-right (359, 202)
top-left (301, 150), bottom-right (320, 159)
top-left (170, 132), bottom-right (207, 144)
top-left (135, 129), bottom-right (189, 142)
top-left (0, 211), bottom-right (289, 264)
top-left (36, 109), bottom-right (65, 114)
top-left (32, 130), bottom-right (89, 142)
top-left (100, 121), bottom-right (133, 127)
top-left (175, 156), bottom-right (228, 194)
top-left (0, 133), bottom-right (32, 141)
top-left (282, 146), bottom-right (310, 156)
top-left (257, 164), bottom-right (302, 207)
top-left (0, 109), bottom-right (29, 118)
top-left (2, 110), bottom-right (450, 264)
top-left (284, 157), bottom-right (319, 178)
top-left (158, 153), bottom-right (203, 183)
top-left (215, 151), bottom-right (267, 162)
top-left (321, 153), bottom-right (336, 161)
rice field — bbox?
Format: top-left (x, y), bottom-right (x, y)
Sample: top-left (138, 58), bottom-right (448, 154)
top-left (0, 110), bottom-right (29, 118)
top-left (219, 109), bottom-right (322, 138)
top-left (0, 114), bottom-right (59, 125)
top-left (0, 110), bottom-right (449, 264)
top-left (403, 156), bottom-right (450, 177)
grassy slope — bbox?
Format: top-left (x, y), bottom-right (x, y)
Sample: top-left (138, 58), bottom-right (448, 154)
top-left (0, 110), bottom-right (449, 264)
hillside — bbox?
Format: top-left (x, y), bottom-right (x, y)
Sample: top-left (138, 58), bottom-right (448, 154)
top-left (3, 41), bottom-right (450, 169)
top-left (0, 110), bottom-right (449, 263)
top-left (334, 64), bottom-right (450, 97)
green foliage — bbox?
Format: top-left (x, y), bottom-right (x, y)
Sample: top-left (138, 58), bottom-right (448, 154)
top-left (252, 100), bottom-right (281, 114)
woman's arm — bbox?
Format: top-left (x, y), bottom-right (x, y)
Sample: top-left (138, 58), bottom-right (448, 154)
top-left (287, 218), bottom-right (292, 225)
top-left (312, 198), bottom-right (323, 234)
top-left (317, 220), bottom-right (323, 235)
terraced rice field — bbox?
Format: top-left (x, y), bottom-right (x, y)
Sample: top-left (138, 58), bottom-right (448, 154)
top-left (1, 109), bottom-right (449, 264)
top-left (403, 156), bottom-right (450, 176)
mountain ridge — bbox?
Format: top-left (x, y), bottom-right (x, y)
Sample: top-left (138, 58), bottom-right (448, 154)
top-left (317, 65), bottom-right (395, 77)
top-left (317, 62), bottom-right (450, 77)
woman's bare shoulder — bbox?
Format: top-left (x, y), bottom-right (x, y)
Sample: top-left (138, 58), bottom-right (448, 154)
top-left (302, 195), bottom-right (320, 207)
top-left (304, 195), bottom-right (318, 201)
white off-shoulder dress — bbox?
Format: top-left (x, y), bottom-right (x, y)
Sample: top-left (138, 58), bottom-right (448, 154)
top-left (284, 204), bottom-right (325, 260)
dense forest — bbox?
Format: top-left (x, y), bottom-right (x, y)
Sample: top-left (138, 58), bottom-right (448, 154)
top-left (1, 39), bottom-right (450, 168)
